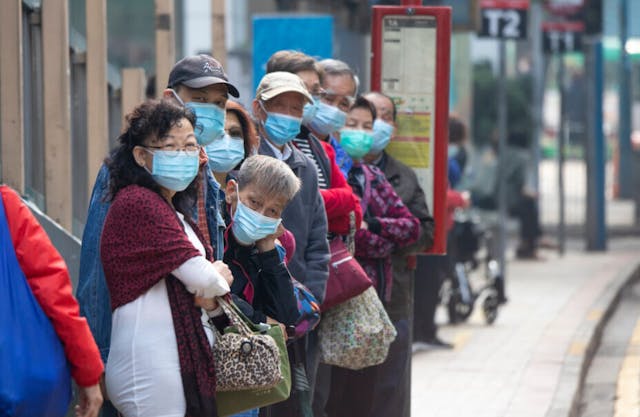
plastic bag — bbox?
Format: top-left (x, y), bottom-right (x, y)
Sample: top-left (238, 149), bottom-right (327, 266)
top-left (0, 195), bottom-right (71, 416)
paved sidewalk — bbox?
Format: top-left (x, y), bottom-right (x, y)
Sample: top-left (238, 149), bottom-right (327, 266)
top-left (411, 239), bottom-right (640, 417)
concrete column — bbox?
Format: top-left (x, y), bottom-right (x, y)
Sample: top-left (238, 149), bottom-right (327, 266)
top-left (0, 1), bottom-right (24, 192)
top-left (212, 0), bottom-right (227, 67)
top-left (86, 0), bottom-right (109, 195)
top-left (155, 0), bottom-right (176, 97)
top-left (121, 68), bottom-right (147, 128)
top-left (42, 0), bottom-right (73, 229)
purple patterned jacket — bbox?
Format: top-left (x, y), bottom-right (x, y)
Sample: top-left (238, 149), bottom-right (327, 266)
top-left (347, 163), bottom-right (420, 302)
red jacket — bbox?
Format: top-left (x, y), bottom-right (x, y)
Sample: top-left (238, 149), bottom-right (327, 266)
top-left (1, 186), bottom-right (104, 387)
top-left (318, 141), bottom-right (363, 235)
top-left (446, 188), bottom-right (467, 232)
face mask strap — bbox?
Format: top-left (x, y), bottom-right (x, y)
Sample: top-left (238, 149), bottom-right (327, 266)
top-left (258, 100), bottom-right (269, 119)
top-left (137, 147), bottom-right (154, 175)
top-left (170, 89), bottom-right (186, 107)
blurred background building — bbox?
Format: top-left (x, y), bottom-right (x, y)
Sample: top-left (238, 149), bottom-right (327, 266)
top-left (1, 0), bottom-right (640, 281)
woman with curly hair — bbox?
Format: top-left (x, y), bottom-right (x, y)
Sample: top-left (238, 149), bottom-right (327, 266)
top-left (100, 99), bottom-right (233, 417)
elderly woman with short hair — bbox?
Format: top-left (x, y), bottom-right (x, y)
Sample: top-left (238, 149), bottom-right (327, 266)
top-left (198, 154), bottom-right (302, 417)
top-left (216, 154), bottom-right (301, 329)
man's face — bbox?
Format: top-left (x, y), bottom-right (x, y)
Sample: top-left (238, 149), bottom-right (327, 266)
top-left (168, 83), bottom-right (229, 109)
top-left (296, 69), bottom-right (323, 97)
top-left (365, 93), bottom-right (396, 126)
top-left (254, 92), bottom-right (305, 122)
top-left (321, 73), bottom-right (356, 113)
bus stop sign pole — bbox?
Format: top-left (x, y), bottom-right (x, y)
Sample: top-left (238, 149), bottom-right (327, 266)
top-left (477, 0), bottom-right (530, 302)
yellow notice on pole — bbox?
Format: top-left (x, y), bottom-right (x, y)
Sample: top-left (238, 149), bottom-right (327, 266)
top-left (386, 112), bottom-right (432, 168)
top-left (397, 112), bottom-right (431, 138)
top-left (381, 15), bottom-right (437, 206)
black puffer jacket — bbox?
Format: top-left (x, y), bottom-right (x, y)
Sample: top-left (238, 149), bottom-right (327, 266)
top-left (223, 208), bottom-right (300, 326)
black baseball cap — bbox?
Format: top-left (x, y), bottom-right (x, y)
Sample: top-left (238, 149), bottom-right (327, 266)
top-left (167, 54), bottom-right (239, 98)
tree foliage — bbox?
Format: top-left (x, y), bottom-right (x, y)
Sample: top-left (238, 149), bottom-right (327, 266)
top-left (472, 60), bottom-right (533, 149)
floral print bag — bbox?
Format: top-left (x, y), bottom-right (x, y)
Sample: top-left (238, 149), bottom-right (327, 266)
top-left (318, 286), bottom-right (397, 370)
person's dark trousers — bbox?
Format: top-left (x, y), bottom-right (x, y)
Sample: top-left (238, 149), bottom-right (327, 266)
top-left (311, 362), bottom-right (332, 417)
top-left (305, 328), bottom-right (321, 396)
top-left (99, 400), bottom-right (119, 417)
top-left (510, 195), bottom-right (542, 252)
top-left (413, 254), bottom-right (443, 342)
top-left (260, 340), bottom-right (309, 417)
top-left (325, 364), bottom-right (378, 417)
top-left (369, 319), bottom-right (411, 417)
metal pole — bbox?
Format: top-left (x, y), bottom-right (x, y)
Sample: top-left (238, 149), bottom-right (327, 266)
top-left (618, 0), bottom-right (632, 198)
top-left (530, 2), bottom-right (544, 193)
top-left (585, 37), bottom-right (607, 251)
top-left (557, 55), bottom-right (566, 255)
top-left (497, 39), bottom-right (508, 292)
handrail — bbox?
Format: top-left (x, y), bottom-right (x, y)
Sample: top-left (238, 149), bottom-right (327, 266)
top-left (22, 198), bottom-right (82, 290)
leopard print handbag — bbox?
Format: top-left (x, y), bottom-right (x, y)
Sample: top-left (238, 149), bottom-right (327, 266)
top-left (213, 297), bottom-right (283, 392)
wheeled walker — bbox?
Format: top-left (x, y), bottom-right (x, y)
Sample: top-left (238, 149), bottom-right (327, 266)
top-left (441, 209), bottom-right (502, 325)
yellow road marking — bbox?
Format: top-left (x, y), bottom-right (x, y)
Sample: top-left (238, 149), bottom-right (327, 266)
top-left (452, 330), bottom-right (473, 351)
top-left (587, 309), bottom-right (604, 322)
top-left (569, 341), bottom-right (587, 356)
top-left (614, 316), bottom-right (640, 417)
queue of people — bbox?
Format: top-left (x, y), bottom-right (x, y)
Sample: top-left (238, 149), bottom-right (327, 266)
top-left (2, 52), bottom-right (443, 417)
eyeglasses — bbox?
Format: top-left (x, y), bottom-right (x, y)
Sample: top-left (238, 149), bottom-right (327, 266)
top-left (320, 91), bottom-right (356, 112)
top-left (310, 87), bottom-right (327, 97)
top-left (143, 144), bottom-right (200, 156)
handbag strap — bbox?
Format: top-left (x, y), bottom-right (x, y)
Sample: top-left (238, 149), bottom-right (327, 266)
top-left (217, 296), bottom-right (253, 335)
top-left (346, 211), bottom-right (356, 255)
top-left (0, 188), bottom-right (24, 269)
top-left (0, 189), bottom-right (10, 246)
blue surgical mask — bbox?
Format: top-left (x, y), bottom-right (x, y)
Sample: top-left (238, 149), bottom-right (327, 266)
top-left (185, 102), bottom-right (226, 146)
top-left (205, 134), bottom-right (245, 173)
top-left (308, 102), bottom-right (347, 136)
top-left (232, 187), bottom-right (282, 245)
top-left (339, 129), bottom-right (373, 160)
top-left (143, 149), bottom-right (199, 191)
top-left (169, 89), bottom-right (226, 146)
top-left (448, 144), bottom-right (460, 158)
top-left (302, 97), bottom-right (319, 126)
top-left (260, 102), bottom-right (302, 146)
top-left (371, 119), bottom-right (394, 153)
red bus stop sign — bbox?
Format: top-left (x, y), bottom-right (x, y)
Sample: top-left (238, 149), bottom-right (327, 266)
top-left (544, 0), bottom-right (585, 16)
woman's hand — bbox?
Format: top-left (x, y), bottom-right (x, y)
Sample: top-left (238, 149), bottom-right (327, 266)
top-left (74, 383), bottom-right (103, 417)
top-left (194, 296), bottom-right (219, 311)
top-left (213, 260), bottom-right (233, 286)
top-left (255, 223), bottom-right (285, 253)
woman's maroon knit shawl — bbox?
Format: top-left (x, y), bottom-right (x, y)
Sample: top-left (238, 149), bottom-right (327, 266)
top-left (101, 185), bottom-right (218, 417)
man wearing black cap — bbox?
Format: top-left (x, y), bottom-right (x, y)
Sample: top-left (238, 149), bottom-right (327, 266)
top-left (164, 54), bottom-right (239, 106)
top-left (76, 54), bottom-right (239, 417)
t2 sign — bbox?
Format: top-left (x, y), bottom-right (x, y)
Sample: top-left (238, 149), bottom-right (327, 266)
top-left (478, 0), bottom-right (529, 40)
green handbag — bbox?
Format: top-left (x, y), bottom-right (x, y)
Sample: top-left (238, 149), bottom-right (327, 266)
top-left (215, 298), bottom-right (292, 417)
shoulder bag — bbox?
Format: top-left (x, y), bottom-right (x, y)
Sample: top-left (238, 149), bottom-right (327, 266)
top-left (318, 286), bottom-right (397, 370)
top-left (0, 192), bottom-right (72, 417)
top-left (214, 297), bottom-right (291, 416)
top-left (321, 212), bottom-right (372, 311)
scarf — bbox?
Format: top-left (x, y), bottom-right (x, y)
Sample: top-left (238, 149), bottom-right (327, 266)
top-left (100, 185), bottom-right (217, 417)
